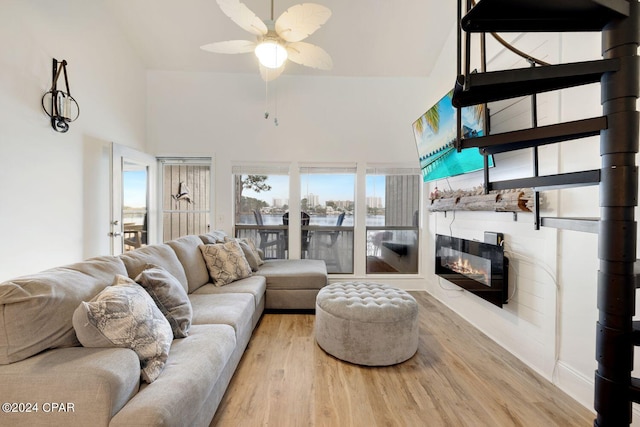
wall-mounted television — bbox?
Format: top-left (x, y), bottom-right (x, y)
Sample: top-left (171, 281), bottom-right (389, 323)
top-left (412, 90), bottom-right (494, 183)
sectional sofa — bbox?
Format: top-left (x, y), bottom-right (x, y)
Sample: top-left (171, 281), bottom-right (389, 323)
top-left (0, 231), bottom-right (328, 426)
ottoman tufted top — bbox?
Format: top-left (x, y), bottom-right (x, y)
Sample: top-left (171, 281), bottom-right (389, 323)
top-left (316, 282), bottom-right (417, 323)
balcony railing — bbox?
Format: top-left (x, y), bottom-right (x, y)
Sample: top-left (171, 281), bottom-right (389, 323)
top-left (235, 224), bottom-right (354, 274)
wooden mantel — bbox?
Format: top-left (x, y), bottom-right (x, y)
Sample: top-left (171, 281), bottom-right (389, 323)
top-left (427, 187), bottom-right (535, 213)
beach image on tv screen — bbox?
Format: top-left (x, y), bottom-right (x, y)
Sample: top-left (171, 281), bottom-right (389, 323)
top-left (412, 90), bottom-right (494, 183)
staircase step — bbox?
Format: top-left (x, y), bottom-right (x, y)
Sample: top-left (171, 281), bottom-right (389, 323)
top-left (461, 0), bottom-right (630, 33)
top-left (540, 217), bottom-right (599, 233)
top-left (490, 169), bottom-right (601, 192)
top-left (631, 377), bottom-right (640, 403)
top-left (461, 117), bottom-right (607, 154)
top-left (453, 59), bottom-right (619, 108)
top-left (633, 321), bottom-right (640, 346)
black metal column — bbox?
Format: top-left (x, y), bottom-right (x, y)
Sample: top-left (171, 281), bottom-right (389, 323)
top-left (595, 1), bottom-right (639, 425)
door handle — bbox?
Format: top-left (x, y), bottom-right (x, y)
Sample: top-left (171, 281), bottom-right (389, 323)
top-left (109, 232), bottom-right (122, 237)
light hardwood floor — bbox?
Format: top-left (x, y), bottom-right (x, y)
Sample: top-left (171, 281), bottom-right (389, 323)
top-left (211, 292), bottom-right (594, 426)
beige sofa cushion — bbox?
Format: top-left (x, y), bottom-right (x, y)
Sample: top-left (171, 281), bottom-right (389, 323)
top-left (72, 275), bottom-right (173, 383)
top-left (109, 324), bottom-right (236, 427)
top-left (192, 276), bottom-right (266, 309)
top-left (166, 235), bottom-right (210, 293)
top-left (0, 256), bottom-right (126, 365)
top-left (119, 244), bottom-right (189, 293)
top-left (257, 259), bottom-right (328, 290)
top-left (190, 293), bottom-right (254, 337)
top-left (0, 347), bottom-right (139, 426)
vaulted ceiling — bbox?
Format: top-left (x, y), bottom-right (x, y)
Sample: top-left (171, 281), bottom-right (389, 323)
top-left (107, 0), bottom-right (456, 78)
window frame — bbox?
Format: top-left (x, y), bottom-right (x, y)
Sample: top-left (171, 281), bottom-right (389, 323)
top-left (365, 165), bottom-right (422, 275)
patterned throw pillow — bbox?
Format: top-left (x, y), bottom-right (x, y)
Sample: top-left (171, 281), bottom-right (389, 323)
top-left (72, 275), bottom-right (173, 383)
top-left (136, 264), bottom-right (192, 338)
top-left (224, 237), bottom-right (261, 271)
top-left (199, 241), bottom-right (253, 287)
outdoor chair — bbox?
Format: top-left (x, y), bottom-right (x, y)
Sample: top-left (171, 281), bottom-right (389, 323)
top-left (282, 211), bottom-right (311, 258)
top-left (253, 210), bottom-right (283, 258)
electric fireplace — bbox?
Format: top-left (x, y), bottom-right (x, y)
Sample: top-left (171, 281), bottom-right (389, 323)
top-left (435, 234), bottom-right (508, 308)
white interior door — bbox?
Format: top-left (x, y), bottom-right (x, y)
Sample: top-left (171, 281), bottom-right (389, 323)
top-left (111, 143), bottom-right (157, 255)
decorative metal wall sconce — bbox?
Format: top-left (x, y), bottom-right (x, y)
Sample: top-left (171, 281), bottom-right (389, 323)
top-left (41, 58), bottom-right (80, 133)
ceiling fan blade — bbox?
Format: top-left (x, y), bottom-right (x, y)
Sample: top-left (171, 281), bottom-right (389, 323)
top-left (200, 40), bottom-right (256, 54)
top-left (286, 42), bottom-right (333, 70)
top-left (216, 0), bottom-right (268, 36)
top-left (259, 63), bottom-right (286, 81)
top-left (275, 3), bottom-right (331, 43)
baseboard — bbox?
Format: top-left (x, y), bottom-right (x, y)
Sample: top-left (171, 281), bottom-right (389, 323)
top-left (555, 361), bottom-right (594, 411)
top-left (555, 362), bottom-right (640, 424)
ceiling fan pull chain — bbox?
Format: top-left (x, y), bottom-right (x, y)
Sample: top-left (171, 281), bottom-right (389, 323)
top-left (264, 74), bottom-right (269, 119)
top-left (274, 79), bottom-right (278, 126)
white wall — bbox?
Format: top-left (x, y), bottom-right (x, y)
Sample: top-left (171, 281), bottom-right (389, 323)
top-left (0, 0), bottom-right (147, 280)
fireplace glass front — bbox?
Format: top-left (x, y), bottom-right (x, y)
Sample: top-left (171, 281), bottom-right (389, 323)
top-left (435, 234), bottom-right (508, 307)
top-left (439, 247), bottom-right (491, 287)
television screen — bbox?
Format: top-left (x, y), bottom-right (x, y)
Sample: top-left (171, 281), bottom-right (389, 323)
top-left (412, 90), bottom-right (494, 183)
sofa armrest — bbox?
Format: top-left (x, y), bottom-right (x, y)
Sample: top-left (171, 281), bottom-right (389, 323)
top-left (0, 347), bottom-right (140, 427)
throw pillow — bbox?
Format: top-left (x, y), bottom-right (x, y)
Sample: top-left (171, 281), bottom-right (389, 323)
top-left (199, 241), bottom-right (252, 287)
top-left (224, 237), bottom-right (260, 271)
top-left (241, 237), bottom-right (265, 266)
top-left (200, 230), bottom-right (227, 244)
top-left (72, 275), bottom-right (173, 383)
top-left (135, 264), bottom-right (192, 338)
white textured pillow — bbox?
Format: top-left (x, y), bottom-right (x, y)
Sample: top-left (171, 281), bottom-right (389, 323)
top-left (199, 241), bottom-right (252, 286)
top-left (72, 275), bottom-right (173, 383)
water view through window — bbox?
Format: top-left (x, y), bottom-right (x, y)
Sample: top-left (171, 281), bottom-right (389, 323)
top-left (235, 167), bottom-right (420, 275)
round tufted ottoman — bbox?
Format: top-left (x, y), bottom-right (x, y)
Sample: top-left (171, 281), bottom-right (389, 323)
top-left (315, 282), bottom-right (419, 366)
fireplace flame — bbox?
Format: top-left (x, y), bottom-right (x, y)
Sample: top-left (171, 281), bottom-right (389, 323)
top-left (445, 256), bottom-right (489, 286)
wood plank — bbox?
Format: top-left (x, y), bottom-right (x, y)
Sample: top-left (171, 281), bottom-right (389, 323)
top-left (211, 292), bottom-right (594, 426)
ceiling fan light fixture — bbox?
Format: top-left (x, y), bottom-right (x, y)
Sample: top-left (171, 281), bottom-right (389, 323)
top-left (255, 40), bottom-right (287, 69)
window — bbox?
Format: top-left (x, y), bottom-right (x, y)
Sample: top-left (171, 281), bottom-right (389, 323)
top-left (122, 162), bottom-right (148, 252)
top-left (233, 164), bottom-right (289, 259)
top-left (366, 167), bottom-right (421, 274)
top-left (160, 158), bottom-right (212, 241)
top-left (300, 165), bottom-right (356, 273)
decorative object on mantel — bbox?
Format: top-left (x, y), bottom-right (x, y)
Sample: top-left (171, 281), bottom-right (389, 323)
top-left (428, 186), bottom-right (536, 212)
top-left (41, 58), bottom-right (80, 133)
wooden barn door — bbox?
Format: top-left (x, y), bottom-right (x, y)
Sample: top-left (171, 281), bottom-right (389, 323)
top-left (160, 158), bottom-right (212, 241)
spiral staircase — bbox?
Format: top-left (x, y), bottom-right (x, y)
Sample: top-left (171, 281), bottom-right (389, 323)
top-left (452, 1), bottom-right (639, 425)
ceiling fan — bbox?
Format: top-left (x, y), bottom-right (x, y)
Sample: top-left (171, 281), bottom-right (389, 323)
top-left (200, 0), bottom-right (333, 81)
